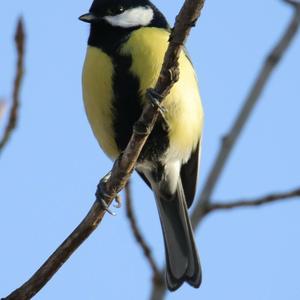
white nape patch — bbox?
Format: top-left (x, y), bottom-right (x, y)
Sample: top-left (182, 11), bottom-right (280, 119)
top-left (104, 6), bottom-right (154, 28)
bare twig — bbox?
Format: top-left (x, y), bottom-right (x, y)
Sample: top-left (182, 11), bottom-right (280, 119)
top-left (149, 2), bottom-right (300, 300)
top-left (2, 1), bottom-right (205, 300)
top-left (0, 18), bottom-right (25, 154)
top-left (149, 187), bottom-right (300, 300)
top-left (207, 187), bottom-right (300, 213)
top-left (125, 182), bottom-right (163, 284)
top-left (149, 188), bottom-right (300, 300)
top-left (191, 0), bottom-right (300, 227)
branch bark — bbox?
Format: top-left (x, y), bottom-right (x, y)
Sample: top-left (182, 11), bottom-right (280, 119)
top-left (207, 187), bottom-right (300, 213)
top-left (2, 1), bottom-right (205, 299)
top-left (0, 18), bottom-right (25, 155)
top-left (149, 2), bottom-right (300, 300)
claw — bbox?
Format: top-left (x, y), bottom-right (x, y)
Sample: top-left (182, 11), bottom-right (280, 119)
top-left (114, 194), bottom-right (122, 208)
top-left (95, 172), bottom-right (117, 216)
top-left (146, 88), bottom-right (166, 115)
top-left (99, 198), bottom-right (116, 216)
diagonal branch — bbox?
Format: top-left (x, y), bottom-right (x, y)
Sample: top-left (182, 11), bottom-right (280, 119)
top-left (0, 18), bottom-right (25, 155)
top-left (206, 187), bottom-right (300, 213)
top-left (125, 182), bottom-right (163, 284)
top-left (2, 1), bottom-right (205, 299)
top-left (149, 2), bottom-right (300, 300)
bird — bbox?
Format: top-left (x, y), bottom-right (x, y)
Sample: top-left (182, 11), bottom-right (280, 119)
top-left (79, 0), bottom-right (204, 291)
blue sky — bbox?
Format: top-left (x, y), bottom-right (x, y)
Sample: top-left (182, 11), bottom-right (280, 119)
top-left (1, 0), bottom-right (300, 299)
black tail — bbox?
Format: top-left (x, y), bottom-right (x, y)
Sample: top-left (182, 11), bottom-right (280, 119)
top-left (154, 179), bottom-right (202, 291)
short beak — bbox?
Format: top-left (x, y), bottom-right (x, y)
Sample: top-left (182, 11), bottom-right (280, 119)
top-left (79, 13), bottom-right (99, 23)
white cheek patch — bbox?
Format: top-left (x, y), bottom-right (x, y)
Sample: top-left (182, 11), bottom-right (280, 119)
top-left (104, 6), bottom-right (154, 28)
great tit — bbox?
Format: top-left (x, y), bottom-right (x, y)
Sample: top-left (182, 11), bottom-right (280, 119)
top-left (80, 0), bottom-right (204, 291)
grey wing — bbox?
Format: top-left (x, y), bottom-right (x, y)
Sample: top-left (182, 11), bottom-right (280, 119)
top-left (180, 142), bottom-right (200, 208)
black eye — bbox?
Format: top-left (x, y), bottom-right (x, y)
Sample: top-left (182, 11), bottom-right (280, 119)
top-left (107, 5), bottom-right (125, 16)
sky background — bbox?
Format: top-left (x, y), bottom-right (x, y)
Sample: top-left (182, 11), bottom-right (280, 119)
top-left (1, 0), bottom-right (300, 299)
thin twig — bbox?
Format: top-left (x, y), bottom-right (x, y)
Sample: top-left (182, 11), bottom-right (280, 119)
top-left (0, 18), bottom-right (25, 154)
top-left (207, 187), bottom-right (300, 213)
top-left (149, 2), bottom-right (300, 300)
top-left (125, 182), bottom-right (163, 284)
top-left (191, 0), bottom-right (300, 227)
top-left (2, 1), bottom-right (205, 299)
top-left (149, 187), bottom-right (300, 300)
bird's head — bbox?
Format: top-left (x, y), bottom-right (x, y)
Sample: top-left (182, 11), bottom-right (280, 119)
top-left (79, 0), bottom-right (156, 29)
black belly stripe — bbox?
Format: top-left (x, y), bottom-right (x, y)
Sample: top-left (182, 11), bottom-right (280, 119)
top-left (87, 21), bottom-right (170, 163)
top-left (111, 52), bottom-right (169, 163)
top-left (112, 53), bottom-right (142, 151)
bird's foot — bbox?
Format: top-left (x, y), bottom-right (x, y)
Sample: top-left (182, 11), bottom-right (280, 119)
top-left (114, 194), bottom-right (122, 208)
top-left (95, 172), bottom-right (120, 216)
top-left (146, 88), bottom-right (166, 115)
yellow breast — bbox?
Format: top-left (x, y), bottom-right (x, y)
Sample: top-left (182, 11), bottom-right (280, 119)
top-left (120, 27), bottom-right (204, 163)
top-left (82, 27), bottom-right (204, 163)
top-left (82, 47), bottom-right (119, 159)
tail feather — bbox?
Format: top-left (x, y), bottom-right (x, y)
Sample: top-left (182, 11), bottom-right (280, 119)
top-left (154, 178), bottom-right (202, 291)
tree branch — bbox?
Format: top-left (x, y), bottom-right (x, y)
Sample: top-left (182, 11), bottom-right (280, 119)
top-left (0, 18), bottom-right (25, 155)
top-left (149, 1), bottom-right (300, 300)
top-left (191, 0), bottom-right (300, 228)
top-left (2, 1), bottom-right (206, 299)
top-left (149, 187), bottom-right (300, 300)
top-left (207, 187), bottom-right (300, 213)
top-left (125, 182), bottom-right (163, 284)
